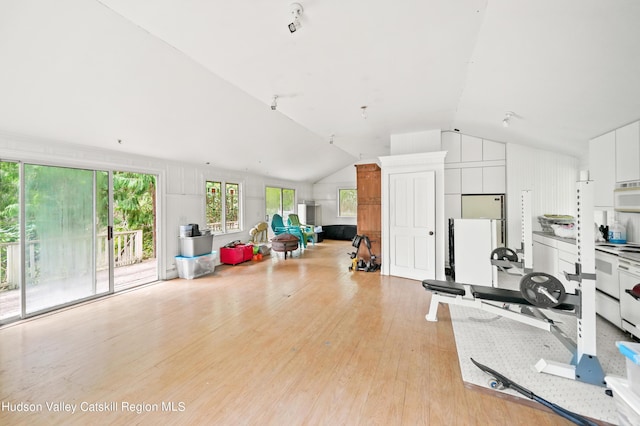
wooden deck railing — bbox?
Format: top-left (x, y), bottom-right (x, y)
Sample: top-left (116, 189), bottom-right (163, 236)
top-left (0, 230), bottom-right (143, 288)
top-left (207, 221), bottom-right (239, 232)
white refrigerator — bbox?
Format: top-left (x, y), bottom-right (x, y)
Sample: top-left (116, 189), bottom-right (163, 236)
top-left (452, 218), bottom-right (498, 286)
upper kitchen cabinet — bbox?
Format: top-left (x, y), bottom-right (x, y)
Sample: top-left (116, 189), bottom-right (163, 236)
top-left (482, 166), bottom-right (506, 193)
top-left (482, 139), bottom-right (506, 161)
top-left (615, 121), bottom-right (640, 183)
top-left (444, 168), bottom-right (461, 194)
top-left (589, 130), bottom-right (616, 207)
top-left (461, 135), bottom-right (483, 162)
top-left (460, 166), bottom-right (505, 194)
top-left (441, 131), bottom-right (461, 163)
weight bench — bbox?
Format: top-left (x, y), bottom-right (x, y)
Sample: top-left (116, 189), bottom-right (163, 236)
top-left (423, 277), bottom-right (578, 337)
top-left (423, 280), bottom-right (576, 312)
top-left (423, 270), bottom-right (604, 387)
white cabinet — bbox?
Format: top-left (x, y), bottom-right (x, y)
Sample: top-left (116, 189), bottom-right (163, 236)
top-left (442, 131), bottom-right (461, 163)
top-left (557, 246), bottom-right (578, 293)
top-left (444, 168), bottom-right (461, 194)
top-left (460, 166), bottom-right (505, 194)
top-left (445, 194), bottom-right (461, 220)
top-left (461, 168), bottom-right (483, 193)
top-left (589, 131), bottom-right (616, 206)
top-left (461, 135), bottom-right (483, 162)
top-left (482, 166), bottom-right (506, 193)
top-left (444, 132), bottom-right (505, 195)
top-left (533, 237), bottom-right (556, 275)
top-left (615, 121), bottom-right (640, 183)
top-left (532, 233), bottom-right (578, 292)
top-left (298, 203), bottom-right (320, 225)
top-left (483, 139), bottom-right (506, 161)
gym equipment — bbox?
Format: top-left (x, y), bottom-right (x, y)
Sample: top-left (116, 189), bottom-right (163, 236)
top-left (424, 181), bottom-right (605, 387)
top-left (520, 272), bottom-right (566, 308)
top-left (488, 190), bottom-right (533, 277)
top-left (471, 358), bottom-right (598, 426)
top-left (348, 235), bottom-right (380, 272)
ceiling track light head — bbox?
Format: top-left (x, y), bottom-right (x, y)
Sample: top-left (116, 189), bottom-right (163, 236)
top-left (271, 95), bottom-right (278, 111)
top-left (361, 105), bottom-right (368, 119)
top-left (288, 3), bottom-right (304, 33)
top-left (502, 111), bottom-right (515, 128)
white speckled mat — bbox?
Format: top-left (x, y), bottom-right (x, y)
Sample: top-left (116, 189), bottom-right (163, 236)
top-left (448, 299), bottom-right (628, 424)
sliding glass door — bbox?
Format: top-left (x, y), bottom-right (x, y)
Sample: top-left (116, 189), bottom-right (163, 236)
top-left (265, 186), bottom-right (295, 221)
top-left (23, 164), bottom-right (110, 315)
top-left (0, 162), bottom-right (160, 322)
top-left (0, 161), bottom-right (20, 321)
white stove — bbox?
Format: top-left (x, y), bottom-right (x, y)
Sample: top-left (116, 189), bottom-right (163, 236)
top-left (595, 242), bottom-right (640, 338)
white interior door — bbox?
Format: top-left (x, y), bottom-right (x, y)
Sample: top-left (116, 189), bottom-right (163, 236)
top-left (389, 171), bottom-right (436, 280)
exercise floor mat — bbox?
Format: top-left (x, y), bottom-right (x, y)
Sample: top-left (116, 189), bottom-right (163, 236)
top-left (448, 272), bottom-right (628, 424)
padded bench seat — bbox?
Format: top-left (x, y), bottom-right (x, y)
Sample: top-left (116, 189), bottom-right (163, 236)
top-left (422, 279), bottom-right (575, 311)
top-left (422, 280), bottom-right (466, 296)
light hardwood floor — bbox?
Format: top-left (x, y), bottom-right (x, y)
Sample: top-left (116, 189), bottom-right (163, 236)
top-left (0, 240), bottom-right (575, 425)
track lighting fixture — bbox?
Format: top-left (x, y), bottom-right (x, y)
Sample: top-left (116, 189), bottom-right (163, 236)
top-left (503, 111), bottom-right (514, 128)
top-left (329, 134), bottom-right (335, 144)
top-left (288, 3), bottom-right (303, 33)
top-left (271, 95), bottom-right (278, 111)
top-left (361, 106), bottom-right (368, 119)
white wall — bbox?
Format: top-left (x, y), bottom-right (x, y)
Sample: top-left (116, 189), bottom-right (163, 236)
top-left (0, 132), bottom-right (312, 280)
top-left (506, 143), bottom-right (580, 248)
top-left (312, 163), bottom-right (358, 226)
top-left (390, 130), bottom-right (442, 155)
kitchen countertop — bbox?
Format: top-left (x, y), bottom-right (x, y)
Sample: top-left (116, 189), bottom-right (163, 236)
top-left (533, 231), bottom-right (576, 245)
top-left (534, 231), bottom-right (640, 262)
top-left (595, 242), bottom-right (640, 263)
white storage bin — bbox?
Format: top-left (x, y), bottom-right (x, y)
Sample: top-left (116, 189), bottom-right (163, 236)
top-left (606, 376), bottom-right (640, 426)
top-left (617, 341), bottom-right (640, 396)
top-left (175, 251), bottom-right (217, 279)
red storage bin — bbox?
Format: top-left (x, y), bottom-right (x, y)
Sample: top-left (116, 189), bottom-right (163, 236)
top-left (220, 244), bottom-right (253, 265)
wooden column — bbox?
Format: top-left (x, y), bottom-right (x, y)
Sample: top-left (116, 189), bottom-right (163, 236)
top-left (355, 163), bottom-right (381, 263)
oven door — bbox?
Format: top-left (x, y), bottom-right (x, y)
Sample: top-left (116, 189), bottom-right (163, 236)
top-left (618, 260), bottom-right (640, 338)
top-left (595, 251), bottom-right (619, 298)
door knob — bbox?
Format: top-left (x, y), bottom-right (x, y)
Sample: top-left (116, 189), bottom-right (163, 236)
top-left (429, 231), bottom-right (434, 235)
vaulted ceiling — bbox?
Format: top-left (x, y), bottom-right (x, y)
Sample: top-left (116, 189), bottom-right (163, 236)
top-left (1, 1), bottom-right (639, 182)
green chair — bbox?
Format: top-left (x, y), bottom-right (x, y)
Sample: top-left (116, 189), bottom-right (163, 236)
top-left (287, 214), bottom-right (316, 246)
top-left (271, 214), bottom-right (307, 248)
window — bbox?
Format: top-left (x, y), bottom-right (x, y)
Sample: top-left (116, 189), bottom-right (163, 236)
top-left (266, 186), bottom-right (295, 222)
top-left (338, 188), bottom-right (357, 217)
top-left (206, 181), bottom-right (241, 233)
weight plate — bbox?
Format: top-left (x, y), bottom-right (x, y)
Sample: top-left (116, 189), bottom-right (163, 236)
top-left (519, 272), bottom-right (566, 308)
top-left (490, 247), bottom-right (519, 263)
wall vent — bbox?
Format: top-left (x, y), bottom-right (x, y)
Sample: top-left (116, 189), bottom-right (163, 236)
top-left (616, 181), bottom-right (640, 189)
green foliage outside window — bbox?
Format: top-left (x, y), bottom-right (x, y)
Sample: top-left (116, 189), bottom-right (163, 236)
top-left (339, 189), bottom-right (357, 217)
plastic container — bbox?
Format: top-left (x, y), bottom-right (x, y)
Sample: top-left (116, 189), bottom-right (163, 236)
top-left (606, 376), bottom-right (640, 426)
top-left (617, 341), bottom-right (640, 396)
top-left (179, 234), bottom-right (213, 257)
top-left (179, 225), bottom-right (192, 237)
top-left (610, 220), bottom-right (627, 244)
top-left (175, 251), bottom-right (217, 279)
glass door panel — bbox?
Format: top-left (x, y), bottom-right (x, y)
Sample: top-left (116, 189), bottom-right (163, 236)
top-left (24, 164), bottom-right (98, 314)
top-left (0, 161), bottom-right (20, 321)
top-left (112, 171), bottom-right (157, 291)
top-left (96, 170), bottom-right (111, 295)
